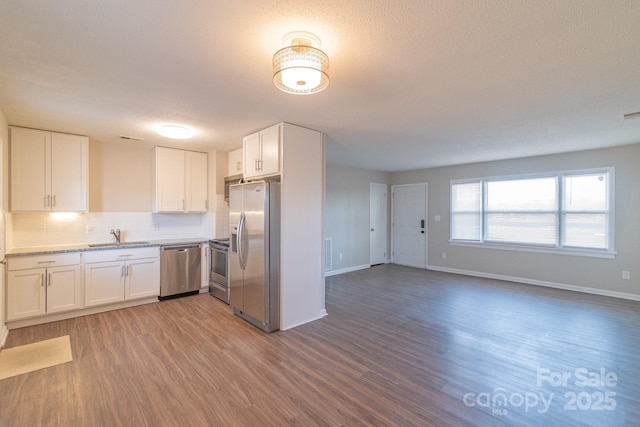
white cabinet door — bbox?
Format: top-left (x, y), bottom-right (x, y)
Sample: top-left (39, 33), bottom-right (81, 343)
top-left (259, 124), bottom-right (280, 177)
top-left (243, 132), bottom-right (261, 178)
top-left (153, 147), bottom-right (207, 213)
top-left (84, 261), bottom-right (125, 307)
top-left (153, 147), bottom-right (186, 212)
top-left (201, 244), bottom-right (209, 289)
top-left (6, 269), bottom-right (46, 320)
top-left (47, 265), bottom-right (82, 313)
top-left (10, 128), bottom-right (49, 211)
top-left (50, 133), bottom-right (88, 211)
top-left (228, 148), bottom-right (243, 175)
top-left (185, 151), bottom-right (208, 212)
top-left (125, 257), bottom-right (159, 300)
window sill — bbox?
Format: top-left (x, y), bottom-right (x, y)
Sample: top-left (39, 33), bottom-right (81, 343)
top-left (449, 240), bottom-right (617, 259)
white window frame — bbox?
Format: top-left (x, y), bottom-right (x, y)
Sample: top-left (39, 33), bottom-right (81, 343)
top-left (450, 167), bottom-right (615, 259)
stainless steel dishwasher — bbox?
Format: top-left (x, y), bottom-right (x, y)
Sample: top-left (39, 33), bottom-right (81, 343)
top-left (159, 244), bottom-right (201, 299)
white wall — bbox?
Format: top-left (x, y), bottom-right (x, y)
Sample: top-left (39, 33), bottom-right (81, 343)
top-left (325, 163), bottom-right (390, 274)
top-left (280, 123), bottom-right (325, 329)
top-left (0, 110), bottom-right (8, 345)
top-left (392, 143), bottom-right (640, 298)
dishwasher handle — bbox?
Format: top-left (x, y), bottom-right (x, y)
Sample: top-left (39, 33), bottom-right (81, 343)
top-left (161, 244), bottom-right (201, 251)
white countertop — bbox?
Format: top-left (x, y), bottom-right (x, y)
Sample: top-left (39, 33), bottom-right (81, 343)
top-left (5, 238), bottom-right (210, 257)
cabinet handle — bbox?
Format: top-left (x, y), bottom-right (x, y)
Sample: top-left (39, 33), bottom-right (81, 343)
top-left (128, 265), bottom-right (132, 277)
top-left (121, 265), bottom-right (125, 277)
top-left (45, 195), bottom-right (50, 208)
top-left (48, 273), bottom-right (51, 286)
top-left (40, 273), bottom-right (45, 287)
top-left (37, 260), bottom-right (55, 264)
top-left (52, 194), bottom-right (56, 207)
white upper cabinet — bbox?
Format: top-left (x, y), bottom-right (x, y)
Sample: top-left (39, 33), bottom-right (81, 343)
top-left (10, 127), bottom-right (88, 212)
top-left (228, 147), bottom-right (243, 176)
top-left (152, 147), bottom-right (208, 213)
top-left (243, 123), bottom-right (281, 179)
top-left (185, 151), bottom-right (208, 212)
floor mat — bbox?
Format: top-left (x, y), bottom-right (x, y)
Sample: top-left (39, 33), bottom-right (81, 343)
top-left (0, 335), bottom-right (73, 380)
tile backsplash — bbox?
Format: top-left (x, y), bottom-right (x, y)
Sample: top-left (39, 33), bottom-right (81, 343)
top-left (9, 195), bottom-right (230, 248)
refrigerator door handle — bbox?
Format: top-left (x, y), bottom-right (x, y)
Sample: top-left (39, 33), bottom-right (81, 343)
top-left (238, 212), bottom-right (246, 270)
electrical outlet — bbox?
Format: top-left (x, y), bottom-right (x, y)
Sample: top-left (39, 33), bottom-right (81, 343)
top-left (622, 271), bottom-right (631, 280)
top-left (434, 215), bottom-right (441, 222)
top-left (86, 224), bottom-right (94, 234)
top-left (154, 222), bottom-right (160, 231)
top-left (442, 252), bottom-right (447, 259)
top-left (339, 252), bottom-right (343, 260)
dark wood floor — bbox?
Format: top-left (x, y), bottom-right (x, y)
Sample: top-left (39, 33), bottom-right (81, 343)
top-left (1, 264), bottom-right (639, 426)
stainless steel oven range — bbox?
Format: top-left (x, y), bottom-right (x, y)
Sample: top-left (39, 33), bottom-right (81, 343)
top-left (209, 238), bottom-right (229, 303)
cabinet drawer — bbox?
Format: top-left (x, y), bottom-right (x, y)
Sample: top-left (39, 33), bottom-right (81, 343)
top-left (84, 247), bottom-right (159, 263)
top-left (7, 253), bottom-right (81, 271)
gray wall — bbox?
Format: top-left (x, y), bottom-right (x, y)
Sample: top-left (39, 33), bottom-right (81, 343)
top-left (325, 163), bottom-right (390, 272)
top-left (392, 143), bottom-right (640, 297)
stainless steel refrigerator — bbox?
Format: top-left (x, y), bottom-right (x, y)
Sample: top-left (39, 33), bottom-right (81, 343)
top-left (229, 181), bottom-right (280, 332)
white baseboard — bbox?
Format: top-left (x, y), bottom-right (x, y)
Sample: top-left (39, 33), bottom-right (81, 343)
top-left (320, 309), bottom-right (328, 318)
top-left (427, 265), bottom-right (640, 302)
top-left (325, 264), bottom-right (370, 277)
top-left (0, 324), bottom-right (8, 348)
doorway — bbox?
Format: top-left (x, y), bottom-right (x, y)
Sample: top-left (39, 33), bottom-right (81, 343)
top-left (369, 183), bottom-right (387, 265)
top-left (392, 183), bottom-right (427, 268)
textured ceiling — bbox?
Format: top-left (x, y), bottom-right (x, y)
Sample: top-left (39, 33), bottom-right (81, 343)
top-left (0, 0), bottom-right (639, 172)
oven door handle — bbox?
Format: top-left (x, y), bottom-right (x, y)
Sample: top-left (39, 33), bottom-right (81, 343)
top-left (205, 245), bottom-right (211, 277)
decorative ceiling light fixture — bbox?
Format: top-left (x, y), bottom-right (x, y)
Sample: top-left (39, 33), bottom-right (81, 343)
top-left (156, 124), bottom-right (194, 139)
top-left (273, 31), bottom-right (329, 95)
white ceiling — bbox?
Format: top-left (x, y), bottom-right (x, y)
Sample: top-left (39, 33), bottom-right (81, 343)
top-left (0, 1), bottom-right (639, 172)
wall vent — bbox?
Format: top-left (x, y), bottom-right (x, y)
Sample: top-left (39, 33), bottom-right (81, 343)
top-left (324, 237), bottom-right (332, 271)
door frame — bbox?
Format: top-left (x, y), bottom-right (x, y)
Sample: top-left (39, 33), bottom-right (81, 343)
top-left (391, 183), bottom-right (428, 268)
top-left (369, 183), bottom-right (388, 265)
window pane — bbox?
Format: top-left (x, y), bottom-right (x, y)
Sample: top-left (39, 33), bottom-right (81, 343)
top-left (563, 213), bottom-right (607, 249)
top-left (487, 177), bottom-right (557, 211)
top-left (452, 182), bottom-right (481, 211)
top-left (451, 182), bottom-right (481, 240)
top-left (486, 213), bottom-right (557, 245)
top-left (452, 213), bottom-right (481, 240)
top-left (564, 173), bottom-right (608, 211)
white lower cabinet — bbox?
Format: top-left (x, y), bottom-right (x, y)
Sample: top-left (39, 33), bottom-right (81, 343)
top-left (84, 247), bottom-right (159, 307)
top-left (125, 257), bottom-right (159, 300)
top-left (6, 253), bottom-right (82, 321)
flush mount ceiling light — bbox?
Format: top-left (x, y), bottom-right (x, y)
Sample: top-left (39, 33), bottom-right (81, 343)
top-left (273, 31), bottom-right (329, 95)
top-left (156, 124), bottom-right (194, 139)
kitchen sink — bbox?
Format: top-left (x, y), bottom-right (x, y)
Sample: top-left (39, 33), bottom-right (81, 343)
top-left (88, 241), bottom-right (150, 248)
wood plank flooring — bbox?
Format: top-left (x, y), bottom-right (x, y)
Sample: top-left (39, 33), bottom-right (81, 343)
top-left (1, 264), bottom-right (639, 426)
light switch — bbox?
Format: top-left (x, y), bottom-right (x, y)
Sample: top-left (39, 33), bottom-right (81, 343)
top-left (434, 215), bottom-right (441, 222)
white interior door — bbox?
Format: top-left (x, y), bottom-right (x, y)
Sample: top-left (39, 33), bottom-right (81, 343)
top-left (392, 183), bottom-right (428, 268)
top-left (370, 183), bottom-right (388, 265)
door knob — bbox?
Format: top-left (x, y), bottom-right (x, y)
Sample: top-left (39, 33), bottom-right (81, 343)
top-left (371, 228), bottom-right (375, 231)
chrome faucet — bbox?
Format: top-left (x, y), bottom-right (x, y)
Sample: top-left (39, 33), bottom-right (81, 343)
top-left (110, 229), bottom-right (121, 244)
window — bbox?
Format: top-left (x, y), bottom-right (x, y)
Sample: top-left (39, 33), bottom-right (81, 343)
top-left (451, 169), bottom-right (613, 255)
